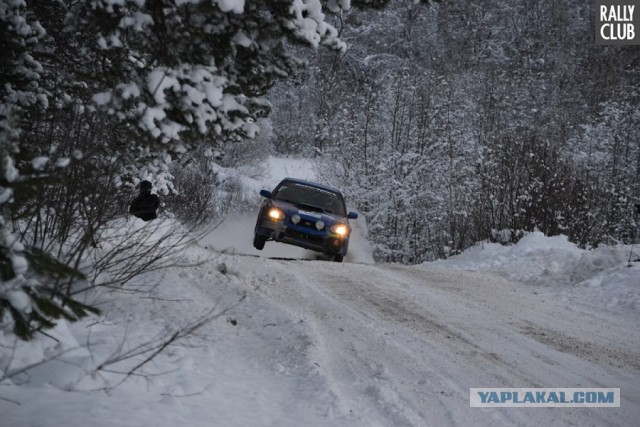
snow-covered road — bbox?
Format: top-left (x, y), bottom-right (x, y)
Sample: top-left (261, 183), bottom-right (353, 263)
top-left (3, 237), bottom-right (639, 426)
top-left (227, 254), bottom-right (639, 426)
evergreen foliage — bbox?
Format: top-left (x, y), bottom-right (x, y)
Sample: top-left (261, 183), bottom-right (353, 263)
top-left (1, 0), bottom-right (372, 339)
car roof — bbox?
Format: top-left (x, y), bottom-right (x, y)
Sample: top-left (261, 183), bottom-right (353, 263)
top-left (278, 177), bottom-right (343, 195)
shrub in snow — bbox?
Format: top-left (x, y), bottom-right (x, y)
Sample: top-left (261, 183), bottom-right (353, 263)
top-left (1, 162), bottom-right (99, 339)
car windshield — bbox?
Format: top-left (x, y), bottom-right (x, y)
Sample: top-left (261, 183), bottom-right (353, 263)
top-left (273, 182), bottom-right (346, 216)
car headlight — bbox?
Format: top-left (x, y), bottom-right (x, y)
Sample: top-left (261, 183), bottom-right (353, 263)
top-left (331, 224), bottom-right (349, 237)
top-left (268, 207), bottom-right (284, 221)
top-left (291, 214), bottom-right (301, 224)
top-left (315, 220), bottom-right (325, 230)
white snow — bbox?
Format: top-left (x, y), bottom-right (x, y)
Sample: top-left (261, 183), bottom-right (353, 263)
top-left (119, 82), bottom-right (141, 100)
top-left (55, 157), bottom-right (70, 168)
top-left (30, 156), bottom-right (49, 170)
top-left (216, 0), bottom-right (245, 14)
top-left (428, 231), bottom-right (640, 315)
top-left (92, 90), bottom-right (112, 106)
top-left (147, 69), bottom-right (179, 105)
top-left (6, 288), bottom-right (31, 313)
top-left (2, 155), bottom-right (20, 182)
top-left (0, 187), bottom-right (13, 204)
top-left (232, 31), bottom-right (253, 47)
top-left (1, 160), bottom-right (639, 427)
top-left (119, 11), bottom-right (153, 32)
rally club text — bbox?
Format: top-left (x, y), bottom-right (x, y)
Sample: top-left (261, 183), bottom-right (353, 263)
top-left (600, 4), bottom-right (636, 41)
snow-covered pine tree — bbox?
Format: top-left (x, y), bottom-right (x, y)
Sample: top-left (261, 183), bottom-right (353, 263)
top-left (2, 0), bottom-right (390, 339)
top-left (1, 0), bottom-right (101, 339)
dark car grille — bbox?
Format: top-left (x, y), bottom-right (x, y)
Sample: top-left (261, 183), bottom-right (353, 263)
top-left (299, 219), bottom-right (316, 229)
top-left (287, 229), bottom-right (324, 244)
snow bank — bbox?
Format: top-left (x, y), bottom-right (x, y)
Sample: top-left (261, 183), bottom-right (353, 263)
top-left (426, 231), bottom-right (640, 315)
top-left (91, 216), bottom-right (196, 287)
top-left (1, 239), bottom-right (353, 427)
top-left (0, 216), bottom-right (201, 390)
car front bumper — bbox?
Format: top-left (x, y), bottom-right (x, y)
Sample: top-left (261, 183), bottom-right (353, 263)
top-left (256, 219), bottom-right (348, 255)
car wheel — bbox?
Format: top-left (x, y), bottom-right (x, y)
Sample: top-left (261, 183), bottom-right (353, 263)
top-left (253, 234), bottom-right (266, 250)
top-left (333, 254), bottom-right (343, 263)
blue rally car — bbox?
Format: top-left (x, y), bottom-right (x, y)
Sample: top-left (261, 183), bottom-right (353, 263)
top-left (253, 178), bottom-right (358, 262)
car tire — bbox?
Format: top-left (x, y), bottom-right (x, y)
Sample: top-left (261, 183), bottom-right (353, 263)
top-left (253, 235), bottom-right (266, 250)
top-left (333, 254), bottom-right (343, 263)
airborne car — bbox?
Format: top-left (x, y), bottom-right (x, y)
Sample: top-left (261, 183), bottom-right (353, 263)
top-left (253, 178), bottom-right (358, 262)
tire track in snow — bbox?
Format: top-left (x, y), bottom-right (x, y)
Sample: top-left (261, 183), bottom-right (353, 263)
top-left (273, 259), bottom-right (639, 426)
top-left (387, 264), bottom-right (640, 375)
top-left (232, 254), bottom-right (640, 426)
top-left (255, 261), bottom-right (524, 426)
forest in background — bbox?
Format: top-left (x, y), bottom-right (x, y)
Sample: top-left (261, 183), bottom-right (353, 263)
top-left (1, 0), bottom-right (638, 341)
top-left (269, 0), bottom-right (640, 262)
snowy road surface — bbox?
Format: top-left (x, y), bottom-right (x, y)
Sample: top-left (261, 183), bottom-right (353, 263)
top-left (2, 239), bottom-right (639, 426)
top-left (224, 254), bottom-right (640, 426)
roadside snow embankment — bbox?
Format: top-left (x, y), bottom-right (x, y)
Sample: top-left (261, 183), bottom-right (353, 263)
top-left (428, 231), bottom-right (640, 315)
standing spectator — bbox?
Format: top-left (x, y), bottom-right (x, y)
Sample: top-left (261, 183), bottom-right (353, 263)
top-left (129, 180), bottom-right (160, 221)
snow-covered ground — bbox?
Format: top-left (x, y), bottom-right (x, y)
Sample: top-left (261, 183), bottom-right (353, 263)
top-left (430, 232), bottom-right (640, 316)
top-left (2, 157), bottom-right (639, 426)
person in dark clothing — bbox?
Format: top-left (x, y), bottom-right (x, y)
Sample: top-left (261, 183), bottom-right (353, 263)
top-left (129, 180), bottom-right (160, 221)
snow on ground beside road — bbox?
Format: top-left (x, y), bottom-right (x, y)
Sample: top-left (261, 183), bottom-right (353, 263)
top-left (2, 157), bottom-right (639, 426)
top-left (1, 246), bottom-right (352, 427)
top-left (428, 231), bottom-right (640, 316)
top-left (4, 240), bottom-right (639, 427)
